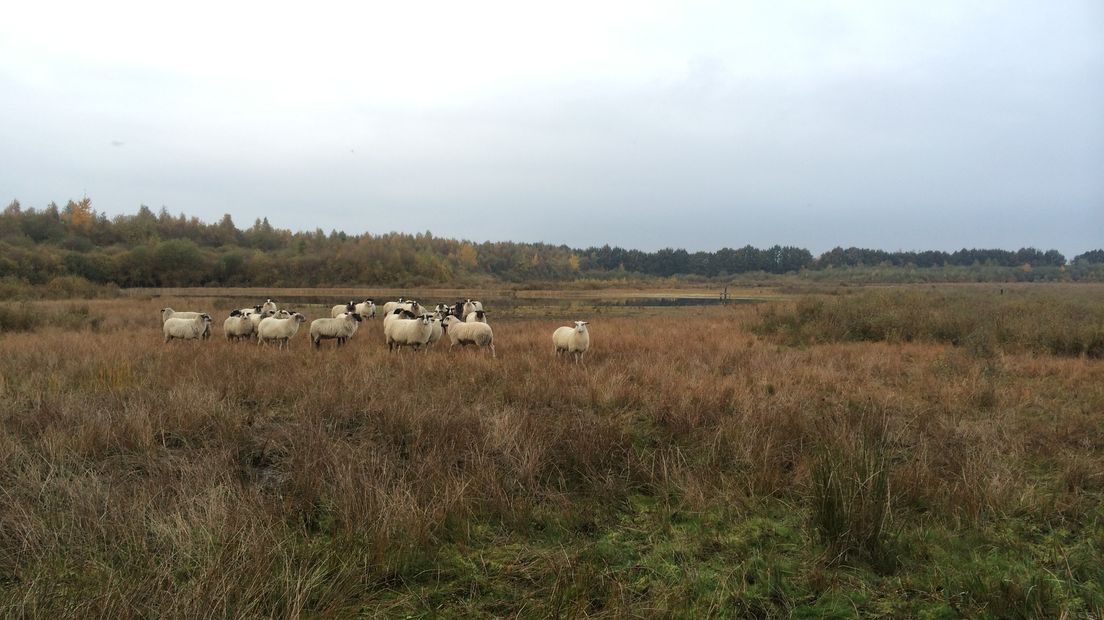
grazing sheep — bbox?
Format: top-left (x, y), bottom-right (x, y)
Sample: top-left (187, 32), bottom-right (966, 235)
top-left (553, 321), bottom-right (590, 364)
top-left (355, 300), bottom-right (376, 319)
top-left (331, 301), bottom-right (356, 318)
top-left (161, 307), bottom-right (211, 339)
top-left (310, 312), bottom-right (363, 348)
top-left (442, 315), bottom-right (495, 357)
top-left (257, 312), bottom-right (306, 349)
top-left (384, 313), bottom-right (434, 352)
top-left (465, 309), bottom-right (488, 323)
top-left (164, 314), bottom-right (213, 343)
top-left (224, 310), bottom-right (255, 342)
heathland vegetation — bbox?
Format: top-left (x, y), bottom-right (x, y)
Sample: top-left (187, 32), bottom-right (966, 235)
top-left (0, 284), bottom-right (1102, 616)
top-left (2, 198), bottom-right (1102, 293)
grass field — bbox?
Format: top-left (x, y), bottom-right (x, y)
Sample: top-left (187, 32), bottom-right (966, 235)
top-left (1, 285), bottom-right (1102, 617)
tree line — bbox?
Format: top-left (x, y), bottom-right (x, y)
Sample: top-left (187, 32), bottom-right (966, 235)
top-left (1, 199), bottom-right (1101, 288)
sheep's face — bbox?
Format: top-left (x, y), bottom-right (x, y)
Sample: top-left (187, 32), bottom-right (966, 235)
top-left (351, 313), bottom-right (363, 322)
top-left (230, 309), bottom-right (242, 317)
top-left (575, 321), bottom-right (589, 333)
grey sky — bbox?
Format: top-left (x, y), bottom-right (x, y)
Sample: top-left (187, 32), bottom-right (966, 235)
top-left (1, 0), bottom-right (1101, 256)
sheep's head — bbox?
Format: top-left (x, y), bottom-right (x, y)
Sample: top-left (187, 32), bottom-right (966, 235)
top-left (346, 302), bottom-right (356, 311)
top-left (575, 321), bottom-right (589, 332)
top-left (230, 309), bottom-right (242, 317)
top-left (292, 313), bottom-right (306, 323)
top-left (350, 313), bottom-right (363, 322)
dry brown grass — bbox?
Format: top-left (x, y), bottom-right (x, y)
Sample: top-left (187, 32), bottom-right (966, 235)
top-left (0, 289), bottom-right (1102, 615)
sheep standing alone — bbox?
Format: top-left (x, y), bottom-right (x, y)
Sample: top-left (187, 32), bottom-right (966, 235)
top-left (224, 310), bottom-right (255, 341)
top-left (164, 314), bottom-right (213, 343)
top-left (384, 313), bottom-right (434, 352)
top-left (442, 315), bottom-right (495, 357)
top-left (257, 312), bottom-right (306, 349)
top-left (553, 321), bottom-right (590, 364)
top-left (310, 313), bottom-right (363, 348)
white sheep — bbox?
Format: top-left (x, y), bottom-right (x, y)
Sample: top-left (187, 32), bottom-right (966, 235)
top-left (224, 310), bottom-right (255, 342)
top-left (380, 298), bottom-right (406, 316)
top-left (465, 309), bottom-right (488, 323)
top-left (442, 315), bottom-right (496, 357)
top-left (163, 314), bottom-right (213, 343)
top-left (248, 308), bottom-right (277, 338)
top-left (310, 312), bottom-right (363, 348)
top-left (382, 307), bottom-right (417, 330)
top-left (161, 307), bottom-right (211, 339)
top-left (553, 321), bottom-right (590, 364)
top-left (261, 299), bottom-right (278, 314)
top-left (331, 301), bottom-right (357, 318)
top-left (384, 313), bottom-right (434, 352)
top-left (462, 299), bottom-right (484, 318)
top-left (355, 299), bottom-right (376, 319)
top-left (257, 312), bottom-right (306, 349)
top-left (425, 315), bottom-right (444, 349)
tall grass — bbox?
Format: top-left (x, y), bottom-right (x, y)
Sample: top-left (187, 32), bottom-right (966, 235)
top-left (756, 286), bottom-right (1104, 357)
top-left (0, 286), bottom-right (1101, 615)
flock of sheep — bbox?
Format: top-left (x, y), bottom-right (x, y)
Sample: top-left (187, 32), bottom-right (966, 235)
top-left (160, 297), bottom-right (592, 362)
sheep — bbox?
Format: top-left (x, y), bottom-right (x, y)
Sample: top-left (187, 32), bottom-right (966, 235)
top-left (224, 309), bottom-right (255, 342)
top-left (331, 301), bottom-right (356, 318)
top-left (382, 307), bottom-right (416, 328)
top-left (380, 298), bottom-right (406, 316)
top-left (553, 321), bottom-right (590, 364)
top-left (355, 299), bottom-right (376, 319)
top-left (384, 313), bottom-right (434, 352)
top-left (257, 312), bottom-right (306, 349)
top-left (248, 308), bottom-right (277, 338)
top-left (441, 315), bottom-right (495, 357)
top-left (425, 315), bottom-right (444, 349)
top-left (465, 309), bottom-right (488, 323)
top-left (462, 299), bottom-right (484, 319)
top-left (161, 307), bottom-right (211, 339)
top-left (234, 304), bottom-right (262, 317)
top-left (310, 312), bottom-right (363, 348)
top-left (261, 299), bottom-right (278, 314)
top-left (164, 314), bottom-right (213, 343)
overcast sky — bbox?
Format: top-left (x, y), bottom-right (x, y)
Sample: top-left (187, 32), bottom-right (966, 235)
top-left (1, 1), bottom-right (1101, 256)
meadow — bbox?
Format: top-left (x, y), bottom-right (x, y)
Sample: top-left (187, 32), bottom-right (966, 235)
top-left (0, 284), bottom-right (1102, 617)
